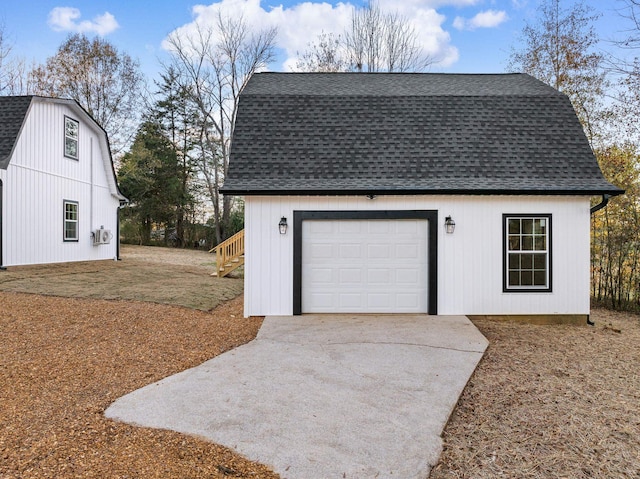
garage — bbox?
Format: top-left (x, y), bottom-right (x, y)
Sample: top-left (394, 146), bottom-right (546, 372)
top-left (293, 210), bottom-right (439, 315)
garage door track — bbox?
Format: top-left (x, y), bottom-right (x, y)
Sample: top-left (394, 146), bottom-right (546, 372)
top-left (106, 314), bottom-right (488, 478)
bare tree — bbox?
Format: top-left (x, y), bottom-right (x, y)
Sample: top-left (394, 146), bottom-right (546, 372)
top-left (166, 13), bottom-right (277, 243)
top-left (508, 0), bottom-right (606, 146)
top-left (28, 34), bottom-right (145, 156)
top-left (0, 23), bottom-right (27, 94)
top-left (297, 1), bottom-right (431, 73)
top-left (296, 32), bottom-right (346, 72)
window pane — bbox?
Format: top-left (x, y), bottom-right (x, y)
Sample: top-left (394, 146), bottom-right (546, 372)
top-left (539, 218), bottom-right (546, 232)
top-left (65, 223), bottom-right (77, 239)
top-left (533, 271), bottom-right (546, 286)
top-left (509, 271), bottom-right (520, 286)
top-left (65, 137), bottom-right (78, 158)
top-left (521, 253), bottom-right (533, 269)
top-left (521, 271), bottom-right (533, 286)
top-left (522, 219), bottom-right (533, 234)
top-left (534, 236), bottom-right (546, 251)
top-left (65, 203), bottom-right (77, 220)
top-left (508, 219), bottom-right (520, 234)
top-left (522, 235), bottom-right (533, 250)
top-left (509, 235), bottom-right (520, 250)
top-left (534, 253), bottom-right (546, 269)
top-left (508, 253), bottom-right (520, 269)
top-left (534, 219), bottom-right (547, 234)
top-left (65, 118), bottom-right (78, 138)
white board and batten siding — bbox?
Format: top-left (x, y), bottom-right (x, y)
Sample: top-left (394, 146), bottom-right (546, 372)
top-left (243, 195), bottom-right (591, 317)
top-left (0, 99), bottom-right (121, 266)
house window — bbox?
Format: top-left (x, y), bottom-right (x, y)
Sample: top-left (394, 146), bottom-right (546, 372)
top-left (64, 200), bottom-right (79, 242)
top-left (64, 116), bottom-right (79, 159)
top-left (503, 214), bottom-right (551, 292)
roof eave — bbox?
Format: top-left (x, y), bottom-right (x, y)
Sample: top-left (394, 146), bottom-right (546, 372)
top-left (220, 187), bottom-right (625, 197)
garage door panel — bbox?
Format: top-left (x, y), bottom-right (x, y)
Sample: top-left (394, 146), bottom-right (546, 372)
top-left (308, 221), bottom-right (334, 234)
top-left (339, 222), bottom-right (363, 234)
top-left (309, 243), bottom-right (334, 259)
top-left (339, 268), bottom-right (362, 283)
top-left (368, 293), bottom-right (391, 308)
top-left (302, 219), bottom-right (428, 313)
top-left (396, 221), bottom-right (420, 235)
top-left (339, 244), bottom-right (362, 258)
top-left (308, 268), bottom-right (334, 284)
top-left (368, 221), bottom-right (390, 233)
top-left (397, 293), bottom-right (420, 309)
top-left (339, 293), bottom-right (363, 309)
top-left (307, 293), bottom-right (334, 309)
top-left (368, 244), bottom-right (391, 259)
top-left (368, 268), bottom-right (390, 284)
top-left (396, 243), bottom-right (419, 259)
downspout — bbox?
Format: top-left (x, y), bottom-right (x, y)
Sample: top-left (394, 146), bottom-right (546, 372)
top-left (116, 204), bottom-right (122, 260)
top-left (590, 194), bottom-right (611, 215)
top-left (587, 194), bottom-right (612, 325)
top-left (0, 179), bottom-right (4, 271)
top-left (90, 137), bottom-right (94, 241)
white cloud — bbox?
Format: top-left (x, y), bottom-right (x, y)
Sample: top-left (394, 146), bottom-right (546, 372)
top-left (452, 9), bottom-right (508, 30)
top-left (164, 0), bottom-right (459, 70)
top-left (48, 7), bottom-right (119, 36)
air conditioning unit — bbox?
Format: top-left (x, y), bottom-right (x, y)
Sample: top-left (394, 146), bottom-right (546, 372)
top-left (93, 228), bottom-right (112, 245)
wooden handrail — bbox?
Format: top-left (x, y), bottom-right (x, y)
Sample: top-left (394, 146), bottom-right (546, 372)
top-left (210, 229), bottom-right (245, 277)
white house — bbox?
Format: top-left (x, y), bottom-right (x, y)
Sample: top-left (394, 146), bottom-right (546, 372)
top-left (0, 95), bottom-right (127, 268)
top-left (221, 73), bottom-right (623, 322)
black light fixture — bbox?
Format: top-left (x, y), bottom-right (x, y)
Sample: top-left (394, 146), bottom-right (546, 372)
top-left (444, 216), bottom-right (456, 234)
top-left (279, 216), bottom-right (288, 235)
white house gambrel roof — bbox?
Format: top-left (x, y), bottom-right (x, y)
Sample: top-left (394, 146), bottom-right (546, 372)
top-left (223, 73), bottom-right (623, 197)
top-left (0, 95), bottom-right (127, 202)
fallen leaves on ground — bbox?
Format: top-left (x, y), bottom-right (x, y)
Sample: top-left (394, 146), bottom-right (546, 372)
top-left (430, 309), bottom-right (640, 479)
top-left (0, 292), bottom-right (279, 479)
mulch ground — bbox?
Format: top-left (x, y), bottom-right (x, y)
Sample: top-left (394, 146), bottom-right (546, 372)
top-left (430, 309), bottom-right (640, 479)
top-left (0, 292), bottom-right (278, 479)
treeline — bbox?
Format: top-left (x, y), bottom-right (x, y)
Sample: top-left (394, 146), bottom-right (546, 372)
top-left (2, 1), bottom-right (640, 308)
top-left (506, 0), bottom-right (640, 311)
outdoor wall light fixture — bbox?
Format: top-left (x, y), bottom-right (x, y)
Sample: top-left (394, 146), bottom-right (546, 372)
top-left (445, 216), bottom-right (456, 234)
top-left (279, 216), bottom-right (288, 235)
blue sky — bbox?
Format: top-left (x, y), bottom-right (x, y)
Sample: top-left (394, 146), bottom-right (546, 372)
top-left (0, 0), bottom-right (628, 82)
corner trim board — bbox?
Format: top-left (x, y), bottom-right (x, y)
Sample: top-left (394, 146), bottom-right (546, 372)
top-left (292, 210), bottom-right (438, 315)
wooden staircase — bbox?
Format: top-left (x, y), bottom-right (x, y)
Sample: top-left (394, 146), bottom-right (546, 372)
top-left (210, 230), bottom-right (244, 277)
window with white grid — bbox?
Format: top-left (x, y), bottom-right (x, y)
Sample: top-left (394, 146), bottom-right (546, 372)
top-left (503, 214), bottom-right (551, 292)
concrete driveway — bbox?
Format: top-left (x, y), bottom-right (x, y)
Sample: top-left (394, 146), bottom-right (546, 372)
top-left (105, 314), bottom-right (488, 478)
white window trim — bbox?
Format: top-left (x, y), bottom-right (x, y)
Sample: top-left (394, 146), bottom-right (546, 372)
top-left (64, 116), bottom-right (79, 160)
top-left (64, 200), bottom-right (79, 242)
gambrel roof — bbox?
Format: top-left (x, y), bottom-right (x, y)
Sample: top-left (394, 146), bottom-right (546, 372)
top-left (0, 95), bottom-right (126, 201)
top-left (0, 96), bottom-right (32, 170)
top-left (222, 72), bottom-right (622, 196)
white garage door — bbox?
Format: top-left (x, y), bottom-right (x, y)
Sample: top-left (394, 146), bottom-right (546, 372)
top-left (301, 219), bottom-right (428, 313)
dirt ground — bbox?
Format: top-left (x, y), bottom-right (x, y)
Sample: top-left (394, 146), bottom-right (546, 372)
top-left (0, 245), bottom-right (242, 311)
top-left (1, 245), bottom-right (639, 478)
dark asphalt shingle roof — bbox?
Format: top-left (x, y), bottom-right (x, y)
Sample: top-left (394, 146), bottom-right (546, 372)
top-left (0, 96), bottom-right (33, 169)
top-left (222, 72), bottom-right (622, 196)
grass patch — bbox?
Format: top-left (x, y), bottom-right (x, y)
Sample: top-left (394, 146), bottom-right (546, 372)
top-left (0, 244), bottom-right (243, 311)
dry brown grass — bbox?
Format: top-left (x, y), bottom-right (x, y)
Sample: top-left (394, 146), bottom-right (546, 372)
top-left (0, 245), bottom-right (242, 311)
top-left (430, 309), bottom-right (640, 479)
